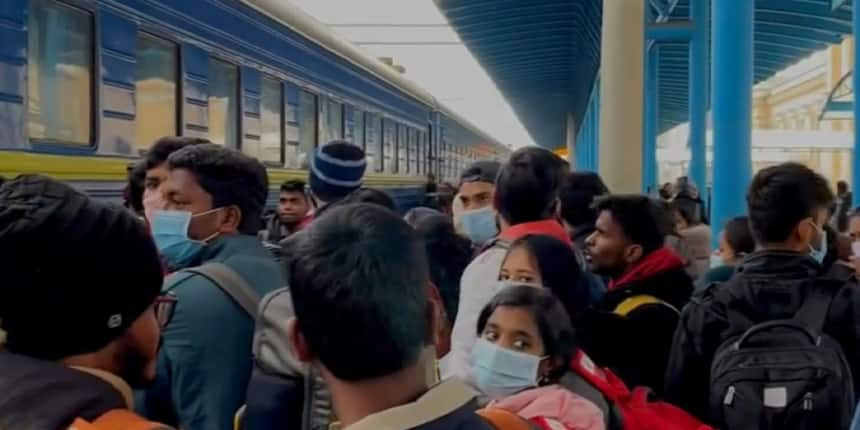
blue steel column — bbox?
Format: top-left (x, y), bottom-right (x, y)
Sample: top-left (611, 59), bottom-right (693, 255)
top-left (689, 0), bottom-right (709, 203)
top-left (644, 44), bottom-right (658, 194)
top-left (853, 6), bottom-right (860, 207)
top-left (711, 0), bottom-right (753, 244)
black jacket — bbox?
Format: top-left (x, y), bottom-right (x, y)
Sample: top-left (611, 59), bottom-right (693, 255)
top-left (664, 251), bottom-right (860, 421)
top-left (0, 352), bottom-right (140, 430)
top-left (577, 259), bottom-right (693, 393)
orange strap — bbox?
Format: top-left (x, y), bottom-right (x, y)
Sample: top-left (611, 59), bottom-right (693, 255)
top-left (68, 409), bottom-right (172, 430)
top-left (477, 408), bottom-right (537, 430)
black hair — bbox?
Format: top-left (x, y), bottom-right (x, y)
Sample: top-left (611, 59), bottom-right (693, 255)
top-left (838, 180), bottom-right (849, 194)
top-left (508, 235), bottom-right (592, 319)
top-left (594, 195), bottom-right (666, 255)
top-left (342, 188), bottom-right (396, 210)
top-left (144, 136), bottom-right (211, 171)
top-left (476, 285), bottom-right (576, 381)
top-left (723, 216), bottom-right (754, 256)
top-left (658, 183), bottom-right (674, 200)
top-left (125, 162), bottom-right (146, 213)
top-left (671, 196), bottom-right (702, 226)
top-left (558, 171), bottom-right (609, 228)
top-left (280, 179), bottom-right (307, 195)
top-left (747, 162), bottom-right (834, 245)
top-left (289, 203), bottom-right (430, 381)
top-left (494, 147), bottom-right (567, 225)
top-left (406, 208), bottom-right (472, 325)
top-left (315, 187), bottom-right (397, 219)
top-left (823, 224), bottom-right (840, 269)
top-left (167, 144), bottom-right (269, 235)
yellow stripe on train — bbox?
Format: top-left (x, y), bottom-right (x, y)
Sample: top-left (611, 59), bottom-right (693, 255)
top-left (0, 151), bottom-right (426, 187)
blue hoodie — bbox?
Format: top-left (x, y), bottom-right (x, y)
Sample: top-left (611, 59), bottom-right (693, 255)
top-left (138, 235), bottom-right (283, 430)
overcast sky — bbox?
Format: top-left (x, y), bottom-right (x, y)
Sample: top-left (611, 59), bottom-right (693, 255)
top-left (288, 0), bottom-right (535, 148)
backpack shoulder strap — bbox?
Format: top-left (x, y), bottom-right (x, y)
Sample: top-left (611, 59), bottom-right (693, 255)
top-left (477, 408), bottom-right (541, 430)
top-left (479, 237), bottom-right (511, 255)
top-left (613, 294), bottom-right (679, 317)
top-left (793, 273), bottom-right (845, 334)
top-left (180, 262), bottom-right (260, 317)
top-left (69, 409), bottom-right (173, 430)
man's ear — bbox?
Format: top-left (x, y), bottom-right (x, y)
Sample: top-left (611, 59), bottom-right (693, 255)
top-left (217, 205), bottom-right (243, 234)
top-left (425, 283), bottom-right (444, 345)
top-left (287, 317), bottom-right (313, 362)
top-left (624, 244), bottom-right (644, 266)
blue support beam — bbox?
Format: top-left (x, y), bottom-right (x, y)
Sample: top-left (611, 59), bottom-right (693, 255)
top-left (689, 0), bottom-right (709, 205)
top-left (854, 6), bottom-right (860, 207)
top-left (712, 0), bottom-right (753, 245)
top-left (646, 21), bottom-right (694, 42)
top-left (644, 45), bottom-right (659, 194)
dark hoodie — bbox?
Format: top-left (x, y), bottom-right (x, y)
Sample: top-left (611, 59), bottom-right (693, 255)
top-left (577, 248), bottom-right (694, 392)
top-left (0, 352), bottom-right (150, 430)
top-left (664, 251), bottom-right (860, 422)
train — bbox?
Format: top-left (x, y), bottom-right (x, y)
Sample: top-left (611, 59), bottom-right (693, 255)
top-left (0, 0), bottom-right (511, 210)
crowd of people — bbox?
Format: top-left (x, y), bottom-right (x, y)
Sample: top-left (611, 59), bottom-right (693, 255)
top-left (4, 136), bottom-right (860, 430)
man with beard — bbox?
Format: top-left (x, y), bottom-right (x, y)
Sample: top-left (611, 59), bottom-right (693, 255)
top-left (578, 195), bottom-right (693, 392)
top-left (0, 175), bottom-right (170, 429)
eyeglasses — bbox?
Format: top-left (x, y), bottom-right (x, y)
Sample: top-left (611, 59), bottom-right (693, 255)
top-left (154, 294), bottom-right (177, 329)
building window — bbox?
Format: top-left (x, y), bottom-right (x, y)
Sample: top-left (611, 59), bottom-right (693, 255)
top-left (135, 33), bottom-right (177, 152)
top-left (297, 89), bottom-right (317, 168)
top-left (28, 0), bottom-right (93, 145)
top-left (208, 58), bottom-right (239, 147)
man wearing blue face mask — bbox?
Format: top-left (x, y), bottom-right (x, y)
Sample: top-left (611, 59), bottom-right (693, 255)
top-left (138, 144), bottom-right (284, 430)
top-left (458, 161), bottom-right (502, 246)
top-left (665, 162), bottom-right (860, 425)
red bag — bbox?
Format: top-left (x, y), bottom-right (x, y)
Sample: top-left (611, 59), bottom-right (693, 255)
top-left (569, 351), bottom-right (714, 430)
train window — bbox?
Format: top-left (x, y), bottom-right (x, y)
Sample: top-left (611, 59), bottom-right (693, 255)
top-left (415, 131), bottom-right (421, 176)
top-left (135, 33), bottom-right (177, 152)
top-left (383, 119), bottom-right (395, 174)
top-left (257, 75), bottom-right (283, 163)
top-left (208, 58), bottom-right (239, 147)
top-left (365, 112), bottom-right (381, 172)
top-left (406, 127), bottom-right (418, 175)
top-left (329, 100), bottom-right (343, 140)
top-left (397, 124), bottom-right (407, 174)
top-left (320, 99), bottom-right (343, 145)
top-left (28, 0), bottom-right (93, 145)
top-left (284, 83), bottom-right (300, 168)
top-left (353, 109), bottom-right (365, 149)
top-left (297, 89), bottom-right (317, 168)
top-left (419, 131), bottom-right (427, 176)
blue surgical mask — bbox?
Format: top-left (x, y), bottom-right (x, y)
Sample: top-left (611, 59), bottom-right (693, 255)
top-left (808, 221), bottom-right (827, 265)
top-left (471, 337), bottom-right (544, 399)
top-left (709, 254), bottom-right (724, 269)
top-left (151, 209), bottom-right (221, 269)
top-left (461, 206), bottom-right (498, 245)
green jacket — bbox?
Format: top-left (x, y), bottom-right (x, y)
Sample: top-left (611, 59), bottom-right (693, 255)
top-left (138, 235), bottom-right (284, 430)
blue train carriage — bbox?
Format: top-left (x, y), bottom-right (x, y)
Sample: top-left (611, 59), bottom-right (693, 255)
top-left (0, 0), bottom-right (510, 210)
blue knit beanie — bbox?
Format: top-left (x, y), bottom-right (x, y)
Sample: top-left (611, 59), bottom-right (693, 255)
top-left (309, 141), bottom-right (367, 202)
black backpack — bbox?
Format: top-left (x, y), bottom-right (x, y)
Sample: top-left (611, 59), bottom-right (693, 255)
top-left (708, 278), bottom-right (855, 429)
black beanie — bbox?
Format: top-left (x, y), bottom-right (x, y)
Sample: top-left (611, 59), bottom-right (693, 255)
top-left (0, 175), bottom-right (163, 360)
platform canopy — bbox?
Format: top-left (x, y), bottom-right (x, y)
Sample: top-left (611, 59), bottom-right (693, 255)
top-left (435, 0), bottom-right (856, 149)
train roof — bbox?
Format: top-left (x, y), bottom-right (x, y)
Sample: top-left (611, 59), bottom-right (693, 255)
top-left (241, 0), bottom-right (509, 153)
